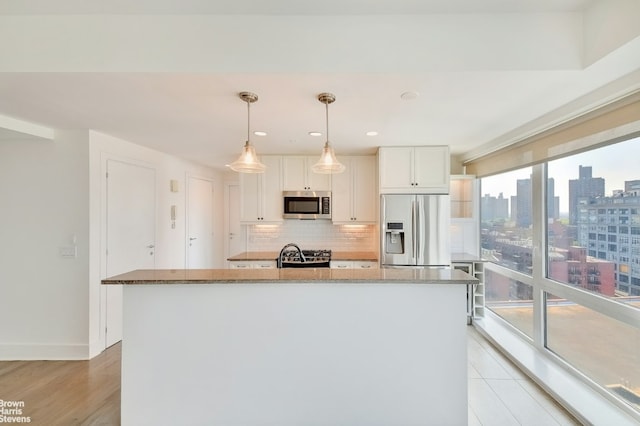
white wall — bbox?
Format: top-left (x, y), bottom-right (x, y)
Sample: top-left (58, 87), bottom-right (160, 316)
top-left (0, 128), bottom-right (222, 360)
top-left (0, 130), bottom-right (91, 360)
top-left (88, 131), bottom-right (223, 357)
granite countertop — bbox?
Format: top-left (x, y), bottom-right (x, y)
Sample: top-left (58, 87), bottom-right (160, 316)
top-left (102, 267), bottom-right (477, 285)
top-left (227, 251), bottom-right (379, 262)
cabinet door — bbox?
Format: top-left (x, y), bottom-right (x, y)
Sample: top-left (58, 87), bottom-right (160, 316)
top-left (352, 156), bottom-right (377, 223)
top-left (282, 156), bottom-right (306, 191)
top-left (353, 261), bottom-right (378, 269)
top-left (283, 156), bottom-right (331, 191)
top-left (239, 172), bottom-right (261, 222)
top-left (253, 261), bottom-right (277, 269)
top-left (240, 156), bottom-right (282, 223)
top-left (413, 146), bottom-right (450, 193)
top-left (379, 147), bottom-right (413, 191)
top-left (261, 156), bottom-right (283, 222)
top-left (330, 157), bottom-right (353, 223)
top-left (330, 261), bottom-right (353, 269)
top-left (306, 156), bottom-right (332, 191)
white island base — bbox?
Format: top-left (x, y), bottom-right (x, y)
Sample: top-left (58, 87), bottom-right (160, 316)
top-left (121, 282), bottom-right (468, 425)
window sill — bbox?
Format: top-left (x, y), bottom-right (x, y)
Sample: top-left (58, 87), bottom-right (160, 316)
top-left (473, 312), bottom-right (640, 425)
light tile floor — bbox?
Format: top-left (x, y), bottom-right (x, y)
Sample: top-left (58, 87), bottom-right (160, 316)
top-left (467, 326), bottom-right (581, 425)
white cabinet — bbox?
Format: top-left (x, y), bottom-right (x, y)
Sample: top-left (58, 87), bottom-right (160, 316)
top-left (450, 175), bottom-right (479, 255)
top-left (378, 146), bottom-right (450, 194)
top-left (331, 156), bottom-right (377, 224)
top-left (229, 260), bottom-right (277, 269)
top-left (330, 260), bottom-right (379, 269)
top-left (282, 156), bottom-right (331, 191)
top-left (240, 156), bottom-right (283, 223)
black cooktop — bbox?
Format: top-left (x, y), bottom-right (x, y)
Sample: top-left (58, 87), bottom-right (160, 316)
top-left (279, 249), bottom-right (331, 267)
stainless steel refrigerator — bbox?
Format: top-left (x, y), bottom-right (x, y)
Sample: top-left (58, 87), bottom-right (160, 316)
top-left (381, 194), bottom-right (451, 267)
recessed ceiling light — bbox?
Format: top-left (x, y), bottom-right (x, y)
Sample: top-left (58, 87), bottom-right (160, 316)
top-left (308, 131), bottom-right (322, 137)
top-left (400, 91), bottom-right (419, 100)
top-left (253, 131), bottom-right (267, 136)
top-left (366, 131), bottom-right (378, 136)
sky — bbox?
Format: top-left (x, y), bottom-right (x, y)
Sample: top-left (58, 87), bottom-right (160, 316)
top-left (480, 136), bottom-right (640, 214)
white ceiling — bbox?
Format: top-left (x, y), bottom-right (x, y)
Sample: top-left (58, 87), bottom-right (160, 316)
top-left (1, 0), bottom-right (639, 171)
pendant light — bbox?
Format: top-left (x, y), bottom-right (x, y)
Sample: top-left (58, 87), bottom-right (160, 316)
top-left (228, 91), bottom-right (266, 173)
top-left (311, 92), bottom-right (345, 174)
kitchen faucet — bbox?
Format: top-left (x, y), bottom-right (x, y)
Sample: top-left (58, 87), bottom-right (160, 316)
top-left (277, 243), bottom-right (305, 268)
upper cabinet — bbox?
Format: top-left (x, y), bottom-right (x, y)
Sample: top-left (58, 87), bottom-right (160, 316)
top-left (240, 155), bottom-right (283, 224)
top-left (282, 156), bottom-right (331, 191)
top-left (450, 175), bottom-right (477, 219)
top-left (378, 146), bottom-right (450, 194)
top-left (449, 174), bottom-right (479, 256)
top-left (331, 156), bottom-right (377, 224)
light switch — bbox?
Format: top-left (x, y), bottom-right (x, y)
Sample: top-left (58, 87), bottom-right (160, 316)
top-left (59, 246), bottom-right (77, 258)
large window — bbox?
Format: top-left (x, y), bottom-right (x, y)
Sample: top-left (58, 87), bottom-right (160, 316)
top-left (547, 138), bottom-right (640, 299)
top-left (481, 167), bottom-right (534, 337)
top-left (479, 136), bottom-right (640, 417)
top-left (546, 292), bottom-right (640, 413)
top-left (481, 167), bottom-right (533, 275)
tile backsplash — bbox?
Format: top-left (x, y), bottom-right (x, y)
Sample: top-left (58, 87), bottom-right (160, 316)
top-left (247, 220), bottom-right (377, 252)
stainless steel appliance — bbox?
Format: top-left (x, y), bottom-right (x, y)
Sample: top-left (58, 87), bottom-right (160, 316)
top-left (277, 243), bottom-right (331, 268)
top-left (381, 194), bottom-right (450, 267)
top-left (283, 191), bottom-right (331, 220)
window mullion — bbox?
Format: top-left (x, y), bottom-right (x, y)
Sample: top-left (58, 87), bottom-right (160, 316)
top-left (531, 163), bottom-right (546, 348)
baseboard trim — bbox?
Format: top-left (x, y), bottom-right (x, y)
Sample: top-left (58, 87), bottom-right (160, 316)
top-left (0, 343), bottom-right (90, 360)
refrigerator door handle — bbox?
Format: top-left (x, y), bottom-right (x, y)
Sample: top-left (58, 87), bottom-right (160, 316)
top-left (416, 198), bottom-right (421, 260)
top-left (411, 200), bottom-right (417, 260)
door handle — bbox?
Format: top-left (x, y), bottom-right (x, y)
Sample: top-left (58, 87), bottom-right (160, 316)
top-left (189, 237), bottom-right (197, 241)
top-left (411, 201), bottom-right (417, 260)
top-left (146, 244), bottom-right (155, 248)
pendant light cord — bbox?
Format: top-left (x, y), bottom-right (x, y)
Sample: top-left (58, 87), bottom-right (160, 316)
top-left (246, 99), bottom-right (251, 145)
top-left (325, 100), bottom-right (330, 146)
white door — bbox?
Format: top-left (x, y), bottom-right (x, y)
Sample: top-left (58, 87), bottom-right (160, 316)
top-left (187, 176), bottom-right (214, 268)
top-left (106, 160), bottom-right (156, 347)
top-left (228, 184), bottom-right (246, 261)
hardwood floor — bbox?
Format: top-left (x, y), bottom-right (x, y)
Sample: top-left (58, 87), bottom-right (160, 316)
top-left (0, 328), bottom-right (580, 426)
top-left (0, 344), bottom-right (121, 425)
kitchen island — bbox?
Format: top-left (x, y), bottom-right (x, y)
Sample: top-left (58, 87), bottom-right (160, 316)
top-left (103, 268), bottom-right (477, 426)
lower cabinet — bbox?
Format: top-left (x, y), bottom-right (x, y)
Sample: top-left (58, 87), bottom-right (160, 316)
top-left (330, 261), bottom-right (379, 269)
top-left (229, 261), bottom-right (277, 269)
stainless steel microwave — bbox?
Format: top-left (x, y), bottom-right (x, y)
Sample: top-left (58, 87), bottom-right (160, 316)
top-left (283, 191), bottom-right (331, 219)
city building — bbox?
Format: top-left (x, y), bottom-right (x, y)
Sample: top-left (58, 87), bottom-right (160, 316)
top-left (577, 186), bottom-right (640, 296)
top-left (569, 165), bottom-right (605, 225)
top-left (480, 192), bottom-right (509, 222)
top-left (548, 246), bottom-right (616, 296)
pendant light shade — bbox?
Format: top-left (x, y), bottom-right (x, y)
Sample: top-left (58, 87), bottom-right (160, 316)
top-left (228, 92), bottom-right (266, 173)
top-left (312, 92), bottom-right (345, 174)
